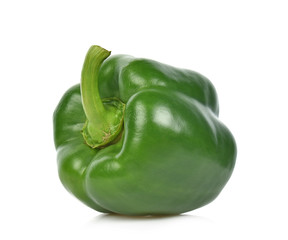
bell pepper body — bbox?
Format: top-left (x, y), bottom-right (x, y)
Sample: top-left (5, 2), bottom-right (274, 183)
top-left (53, 46), bottom-right (236, 215)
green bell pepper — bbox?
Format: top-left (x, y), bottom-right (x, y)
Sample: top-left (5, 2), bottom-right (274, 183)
top-left (53, 45), bottom-right (236, 215)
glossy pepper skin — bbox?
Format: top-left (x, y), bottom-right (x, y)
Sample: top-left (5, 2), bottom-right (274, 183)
top-left (53, 46), bottom-right (236, 215)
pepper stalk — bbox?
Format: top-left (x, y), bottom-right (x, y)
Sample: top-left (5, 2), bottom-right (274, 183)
top-left (81, 45), bottom-right (125, 148)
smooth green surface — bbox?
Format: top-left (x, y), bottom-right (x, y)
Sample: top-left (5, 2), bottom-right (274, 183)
top-left (53, 45), bottom-right (237, 215)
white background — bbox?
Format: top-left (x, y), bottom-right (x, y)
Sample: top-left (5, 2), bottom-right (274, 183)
top-left (1, 0), bottom-right (287, 239)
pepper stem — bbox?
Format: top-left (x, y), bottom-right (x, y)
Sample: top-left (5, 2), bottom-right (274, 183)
top-left (81, 45), bottom-right (125, 148)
